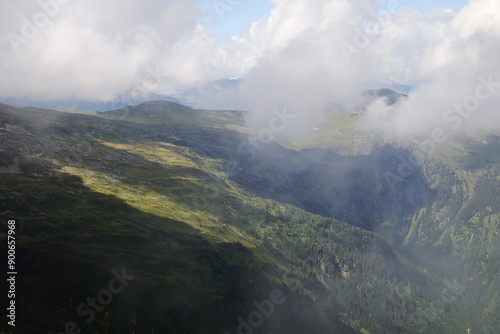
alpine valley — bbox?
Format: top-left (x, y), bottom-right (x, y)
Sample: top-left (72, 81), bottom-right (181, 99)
top-left (0, 98), bottom-right (499, 333)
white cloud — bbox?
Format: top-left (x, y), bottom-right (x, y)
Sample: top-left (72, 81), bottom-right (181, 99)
top-left (236, 0), bottom-right (382, 133)
top-left (0, 0), bottom-right (226, 101)
top-left (1, 0), bottom-right (499, 138)
top-left (236, 0), bottom-right (453, 133)
top-left (364, 0), bottom-right (500, 137)
top-left (228, 0), bottom-right (499, 138)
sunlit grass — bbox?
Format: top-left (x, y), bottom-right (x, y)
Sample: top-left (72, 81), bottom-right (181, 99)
top-left (60, 165), bottom-right (255, 247)
top-left (102, 141), bottom-right (199, 169)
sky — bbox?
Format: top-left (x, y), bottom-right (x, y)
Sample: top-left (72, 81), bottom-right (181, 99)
top-left (381, 0), bottom-right (468, 13)
top-left (199, 0), bottom-right (276, 38)
top-left (0, 0), bottom-right (499, 138)
top-left (200, 1), bottom-right (469, 38)
top-left (204, 0), bottom-right (470, 36)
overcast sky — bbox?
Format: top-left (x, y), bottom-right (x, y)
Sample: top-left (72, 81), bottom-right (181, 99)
top-left (1, 0), bottom-right (499, 137)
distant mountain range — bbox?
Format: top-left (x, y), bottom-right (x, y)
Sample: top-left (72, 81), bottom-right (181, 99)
top-left (0, 78), bottom-right (410, 113)
top-left (0, 79), bottom-right (247, 112)
top-left (0, 93), bottom-right (183, 113)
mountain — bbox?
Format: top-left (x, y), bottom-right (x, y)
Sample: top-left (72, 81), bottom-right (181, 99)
top-left (0, 94), bottom-right (182, 113)
top-left (0, 101), bottom-right (498, 333)
top-left (0, 79), bottom-right (247, 113)
top-left (362, 88), bottom-right (406, 106)
top-left (361, 80), bottom-right (413, 95)
top-left (97, 101), bottom-right (199, 122)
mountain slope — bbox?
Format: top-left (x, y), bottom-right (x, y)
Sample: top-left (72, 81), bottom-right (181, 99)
top-left (0, 102), bottom-right (497, 333)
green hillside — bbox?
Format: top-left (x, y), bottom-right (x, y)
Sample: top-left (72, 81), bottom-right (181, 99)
top-left (0, 102), bottom-right (498, 333)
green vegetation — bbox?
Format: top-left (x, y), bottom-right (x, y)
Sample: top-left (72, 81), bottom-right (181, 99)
top-left (0, 102), bottom-right (498, 333)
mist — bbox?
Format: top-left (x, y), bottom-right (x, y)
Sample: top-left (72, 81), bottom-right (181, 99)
top-left (238, 0), bottom-right (500, 139)
top-left (1, 0), bottom-right (499, 138)
top-left (362, 0), bottom-right (500, 139)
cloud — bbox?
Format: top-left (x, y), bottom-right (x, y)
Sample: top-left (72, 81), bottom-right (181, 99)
top-left (232, 0), bottom-right (458, 135)
top-left (233, 0), bottom-right (499, 139)
top-left (363, 0), bottom-right (500, 138)
top-left (1, 0), bottom-right (498, 139)
top-left (0, 0), bottom-right (228, 101)
top-left (238, 0), bottom-right (385, 133)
